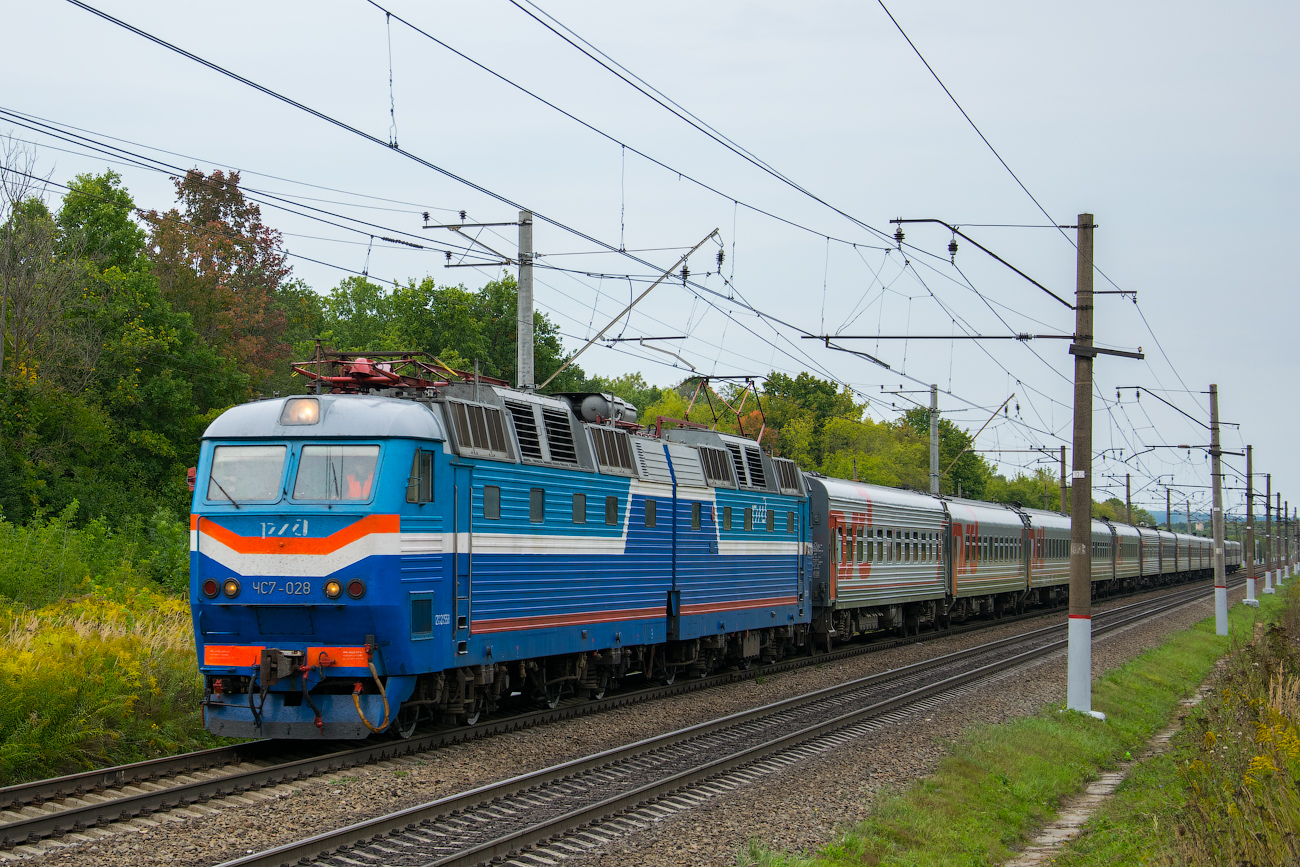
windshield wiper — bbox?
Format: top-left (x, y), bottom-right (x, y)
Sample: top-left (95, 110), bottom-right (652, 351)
top-left (210, 477), bottom-right (242, 509)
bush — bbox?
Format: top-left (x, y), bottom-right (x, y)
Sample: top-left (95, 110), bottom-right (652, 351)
top-left (0, 503), bottom-right (218, 784)
top-left (0, 583), bottom-right (215, 784)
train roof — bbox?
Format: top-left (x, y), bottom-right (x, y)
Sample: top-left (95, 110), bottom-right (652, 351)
top-left (1017, 506), bottom-right (1072, 531)
top-left (945, 496), bottom-right (1025, 528)
top-left (808, 475), bottom-right (947, 512)
top-left (203, 394), bottom-right (447, 441)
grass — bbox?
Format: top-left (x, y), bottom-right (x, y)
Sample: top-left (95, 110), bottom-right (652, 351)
top-left (0, 582), bottom-right (222, 784)
top-left (738, 588), bottom-right (1286, 867)
top-left (1056, 583), bottom-right (1300, 866)
top-left (0, 503), bottom-right (221, 785)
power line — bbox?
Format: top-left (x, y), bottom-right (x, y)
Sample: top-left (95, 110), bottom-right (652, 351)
top-left (361, 0), bottom-right (892, 253)
top-left (58, 0), bottom-right (1243, 503)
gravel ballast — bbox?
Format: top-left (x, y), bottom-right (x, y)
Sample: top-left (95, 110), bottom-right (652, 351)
top-left (562, 586), bottom-right (1248, 867)
top-left (22, 584), bottom-right (1238, 866)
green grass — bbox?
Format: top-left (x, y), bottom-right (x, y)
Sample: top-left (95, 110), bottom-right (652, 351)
top-left (1057, 584), bottom-right (1300, 867)
top-left (739, 590), bottom-right (1286, 867)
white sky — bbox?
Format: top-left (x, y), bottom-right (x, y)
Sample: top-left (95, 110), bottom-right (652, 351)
top-left (5, 0), bottom-right (1297, 524)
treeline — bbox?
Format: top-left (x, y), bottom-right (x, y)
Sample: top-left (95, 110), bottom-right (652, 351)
top-left (0, 150), bottom-right (1146, 532)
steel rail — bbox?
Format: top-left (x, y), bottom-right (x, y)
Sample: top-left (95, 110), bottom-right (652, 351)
top-left (0, 741), bottom-right (278, 813)
top-left (217, 581), bottom-right (1229, 867)
top-left (0, 574), bottom-right (1229, 848)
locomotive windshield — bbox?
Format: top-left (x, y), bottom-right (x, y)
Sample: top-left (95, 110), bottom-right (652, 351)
top-left (292, 444), bottom-right (380, 501)
top-left (208, 445), bottom-right (286, 502)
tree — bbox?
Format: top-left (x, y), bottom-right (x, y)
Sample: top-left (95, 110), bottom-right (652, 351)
top-left (144, 169), bottom-right (290, 384)
top-left (315, 274), bottom-right (585, 390)
top-left (56, 170), bottom-right (147, 271)
top-left (899, 407), bottom-right (992, 498)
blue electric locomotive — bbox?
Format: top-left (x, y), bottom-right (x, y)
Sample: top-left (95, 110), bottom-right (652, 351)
top-left (192, 357), bottom-right (809, 738)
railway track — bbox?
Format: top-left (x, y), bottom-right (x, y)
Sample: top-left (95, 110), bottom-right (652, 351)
top-left (218, 580), bottom-right (1224, 867)
top-left (0, 576), bottom-right (1229, 853)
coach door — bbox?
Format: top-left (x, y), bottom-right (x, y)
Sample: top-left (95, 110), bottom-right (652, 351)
top-left (452, 463), bottom-right (473, 654)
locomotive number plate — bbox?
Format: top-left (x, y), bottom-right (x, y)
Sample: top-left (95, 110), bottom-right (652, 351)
top-left (252, 581), bottom-right (312, 596)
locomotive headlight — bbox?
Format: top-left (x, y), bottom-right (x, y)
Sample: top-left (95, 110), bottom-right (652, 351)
top-left (279, 397), bottom-right (320, 425)
top-left (346, 578), bottom-right (367, 599)
top-left (222, 578), bottom-right (241, 598)
top-left (324, 579), bottom-right (343, 599)
top-left (201, 578), bottom-right (219, 598)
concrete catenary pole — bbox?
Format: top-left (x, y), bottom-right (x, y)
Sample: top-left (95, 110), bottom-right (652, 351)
top-left (1210, 384), bottom-right (1227, 634)
top-left (1245, 445), bottom-right (1257, 606)
top-left (1167, 488), bottom-right (1172, 532)
top-left (1276, 492), bottom-right (1284, 586)
top-left (1126, 474), bottom-right (1132, 525)
top-left (929, 384), bottom-right (940, 495)
top-left (517, 210), bottom-right (535, 390)
top-left (1059, 447), bottom-right (1068, 515)
top-left (1067, 214), bottom-right (1100, 718)
top-left (1264, 475), bottom-right (1274, 594)
top-left (1282, 500), bottom-right (1288, 581)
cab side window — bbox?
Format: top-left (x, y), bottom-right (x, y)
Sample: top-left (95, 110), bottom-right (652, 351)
top-left (406, 450), bottom-right (434, 503)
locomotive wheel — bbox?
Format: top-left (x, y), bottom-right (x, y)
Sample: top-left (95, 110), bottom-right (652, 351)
top-left (461, 694), bottom-right (486, 726)
top-left (394, 705), bottom-right (420, 739)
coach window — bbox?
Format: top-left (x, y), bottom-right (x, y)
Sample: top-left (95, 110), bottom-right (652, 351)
top-left (745, 506), bottom-right (753, 531)
top-left (605, 495), bottom-right (618, 525)
top-left (573, 493), bottom-right (587, 525)
top-left (767, 509), bottom-right (776, 533)
top-left (691, 502), bottom-right (701, 530)
top-left (529, 488), bottom-right (545, 523)
top-left (787, 511), bottom-right (795, 533)
top-left (406, 450), bottom-right (434, 504)
top-left (876, 530), bottom-right (884, 562)
top-left (484, 485), bottom-right (501, 520)
top-left (645, 498), bottom-right (657, 528)
top-left (723, 505), bottom-right (732, 531)
top-left (856, 527), bottom-right (864, 561)
top-left (831, 528), bottom-right (840, 564)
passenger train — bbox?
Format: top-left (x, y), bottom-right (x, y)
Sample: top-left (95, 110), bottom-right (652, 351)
top-left (189, 357), bottom-right (1240, 738)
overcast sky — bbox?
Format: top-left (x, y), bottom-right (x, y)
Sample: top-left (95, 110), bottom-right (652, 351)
top-left (5, 0), bottom-right (1297, 524)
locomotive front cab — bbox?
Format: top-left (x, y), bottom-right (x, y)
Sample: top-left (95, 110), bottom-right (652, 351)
top-left (192, 395), bottom-right (450, 738)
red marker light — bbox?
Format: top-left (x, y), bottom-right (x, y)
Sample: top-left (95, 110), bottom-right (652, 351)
top-left (202, 579), bottom-right (219, 598)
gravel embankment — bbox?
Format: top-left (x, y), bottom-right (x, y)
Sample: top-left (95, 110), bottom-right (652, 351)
top-left (564, 585), bottom-right (1248, 867)
top-left (22, 584), bottom-right (1236, 866)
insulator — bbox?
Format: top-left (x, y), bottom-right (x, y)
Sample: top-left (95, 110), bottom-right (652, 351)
top-left (459, 210), bottom-right (467, 221)
top-left (445, 251), bottom-right (452, 262)
top-left (682, 265), bottom-right (689, 284)
top-left (948, 238), bottom-right (958, 262)
top-left (894, 225), bottom-right (905, 248)
top-left (422, 211), bottom-right (429, 223)
top-left (717, 248), bottom-right (725, 269)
